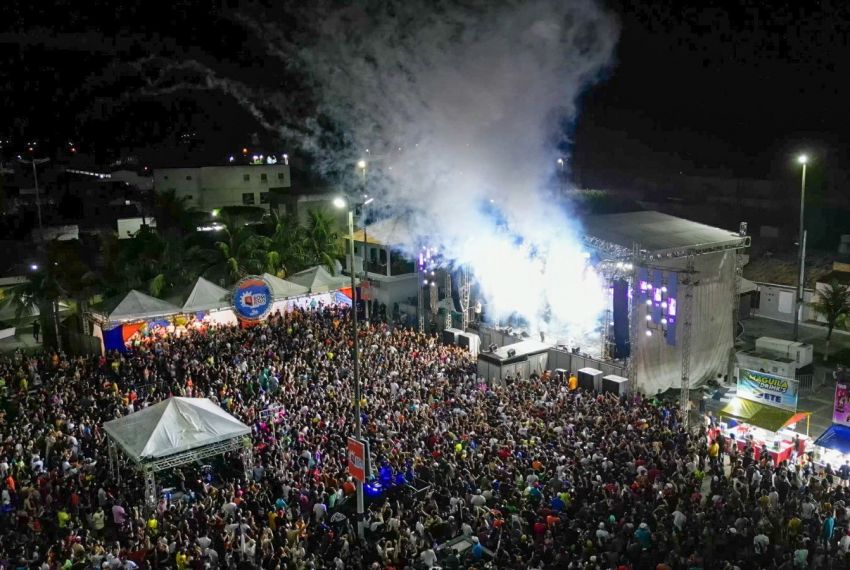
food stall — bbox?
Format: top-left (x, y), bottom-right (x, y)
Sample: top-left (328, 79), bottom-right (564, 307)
top-left (714, 368), bottom-right (812, 465)
top-left (717, 397), bottom-right (812, 464)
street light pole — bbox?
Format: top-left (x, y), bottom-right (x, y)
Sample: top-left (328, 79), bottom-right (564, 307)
top-left (358, 160), bottom-right (370, 322)
top-left (348, 207), bottom-right (365, 539)
top-left (18, 157), bottom-right (50, 236)
top-left (793, 154), bottom-right (808, 341)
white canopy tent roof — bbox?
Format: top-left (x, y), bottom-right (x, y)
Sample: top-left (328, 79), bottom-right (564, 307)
top-left (103, 397), bottom-right (250, 462)
top-left (97, 290), bottom-right (181, 324)
top-left (285, 266), bottom-right (354, 294)
top-left (262, 273), bottom-right (309, 299)
top-left (0, 299), bottom-right (72, 323)
top-left (182, 277), bottom-right (231, 313)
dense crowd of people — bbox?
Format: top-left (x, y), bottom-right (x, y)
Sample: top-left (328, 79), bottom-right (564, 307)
top-left (0, 304), bottom-right (849, 569)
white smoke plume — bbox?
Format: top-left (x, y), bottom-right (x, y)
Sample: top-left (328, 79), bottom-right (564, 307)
top-left (255, 0), bottom-right (620, 341)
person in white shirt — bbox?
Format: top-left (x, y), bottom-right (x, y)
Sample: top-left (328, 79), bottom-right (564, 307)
top-left (753, 533), bottom-right (770, 555)
top-left (419, 548), bottom-right (437, 568)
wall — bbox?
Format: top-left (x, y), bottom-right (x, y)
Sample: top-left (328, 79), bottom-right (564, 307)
top-left (154, 165), bottom-right (291, 211)
top-left (752, 282), bottom-right (816, 323)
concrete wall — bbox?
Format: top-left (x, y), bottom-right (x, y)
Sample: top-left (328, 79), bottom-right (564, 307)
top-left (752, 282), bottom-right (816, 323)
top-left (154, 165), bottom-right (291, 211)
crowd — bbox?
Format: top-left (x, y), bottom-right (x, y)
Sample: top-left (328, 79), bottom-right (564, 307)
top-left (0, 304), bottom-right (849, 569)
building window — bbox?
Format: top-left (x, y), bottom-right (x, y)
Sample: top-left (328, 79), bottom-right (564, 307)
top-left (186, 175), bottom-right (192, 180)
top-left (260, 192), bottom-right (270, 204)
top-left (277, 172), bottom-right (285, 180)
top-left (260, 173), bottom-right (268, 182)
top-left (186, 195), bottom-right (194, 200)
top-left (168, 188), bottom-right (176, 193)
top-left (242, 192), bottom-right (255, 205)
top-left (163, 175), bottom-right (169, 180)
top-left (243, 174), bottom-right (250, 182)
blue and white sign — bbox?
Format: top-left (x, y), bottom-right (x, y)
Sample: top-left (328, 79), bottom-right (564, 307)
top-left (232, 276), bottom-right (274, 322)
top-left (737, 368), bottom-right (799, 412)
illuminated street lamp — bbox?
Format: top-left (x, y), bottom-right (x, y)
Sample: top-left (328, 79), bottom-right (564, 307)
top-left (333, 195), bottom-right (371, 539)
top-left (793, 153), bottom-right (809, 340)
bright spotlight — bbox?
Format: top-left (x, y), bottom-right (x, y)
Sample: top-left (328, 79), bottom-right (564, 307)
top-left (797, 154), bottom-right (809, 165)
top-left (333, 197), bottom-right (347, 209)
top-left (357, 159), bottom-right (367, 169)
top-left (30, 264), bottom-right (38, 271)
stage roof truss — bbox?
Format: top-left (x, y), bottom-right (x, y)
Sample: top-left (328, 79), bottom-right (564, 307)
top-left (139, 436), bottom-right (248, 473)
top-left (583, 235), bottom-right (749, 264)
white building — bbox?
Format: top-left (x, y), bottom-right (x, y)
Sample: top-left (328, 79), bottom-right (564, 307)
top-left (153, 164), bottom-right (291, 211)
top-left (348, 216), bottom-right (419, 311)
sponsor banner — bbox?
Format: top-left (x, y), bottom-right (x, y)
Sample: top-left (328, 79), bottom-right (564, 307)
top-left (232, 276), bottom-right (274, 322)
top-left (834, 383), bottom-right (850, 426)
top-left (347, 437), bottom-right (367, 482)
top-left (737, 368), bottom-right (799, 412)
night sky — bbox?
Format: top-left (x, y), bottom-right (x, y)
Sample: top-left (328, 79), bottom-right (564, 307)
top-left (1, 0), bottom-right (848, 187)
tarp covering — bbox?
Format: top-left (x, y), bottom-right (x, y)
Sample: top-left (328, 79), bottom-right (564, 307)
top-left (720, 398), bottom-right (811, 432)
top-left (285, 266), bottom-right (354, 294)
top-left (262, 273), bottom-right (309, 299)
top-left (182, 277), bottom-right (231, 313)
top-left (100, 290), bottom-right (181, 323)
top-left (634, 251), bottom-right (736, 394)
top-left (0, 299), bottom-right (71, 324)
top-left (815, 424), bottom-right (850, 455)
top-left (103, 397), bottom-right (250, 461)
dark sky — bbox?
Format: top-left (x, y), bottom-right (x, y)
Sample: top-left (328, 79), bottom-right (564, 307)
top-left (1, 0), bottom-right (848, 186)
top-left (574, 0), bottom-right (850, 185)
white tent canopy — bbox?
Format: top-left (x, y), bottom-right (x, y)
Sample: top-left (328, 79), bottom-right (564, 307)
top-left (182, 277), bottom-right (231, 313)
top-left (101, 290), bottom-right (181, 323)
top-left (0, 299), bottom-right (72, 323)
top-left (262, 273), bottom-right (309, 299)
top-left (285, 266), bottom-right (354, 294)
top-left (103, 397), bottom-right (250, 462)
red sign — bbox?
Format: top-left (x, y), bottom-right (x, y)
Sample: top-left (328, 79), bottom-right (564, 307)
top-left (347, 437), bottom-right (367, 482)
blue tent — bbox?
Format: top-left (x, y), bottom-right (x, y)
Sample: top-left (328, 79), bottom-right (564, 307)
top-left (814, 424), bottom-right (850, 455)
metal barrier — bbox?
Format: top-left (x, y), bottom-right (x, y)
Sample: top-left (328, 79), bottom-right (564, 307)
top-left (797, 374), bottom-right (814, 390)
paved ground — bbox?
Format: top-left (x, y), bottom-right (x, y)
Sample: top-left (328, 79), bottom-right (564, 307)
top-left (0, 324), bottom-right (43, 353)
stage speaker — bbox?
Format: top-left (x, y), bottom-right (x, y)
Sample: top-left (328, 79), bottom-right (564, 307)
top-left (442, 330), bottom-right (457, 345)
top-left (602, 374), bottom-right (629, 397)
top-left (506, 348), bottom-right (516, 358)
top-left (612, 279), bottom-right (630, 358)
top-left (457, 334), bottom-right (470, 349)
top-left (577, 367), bottom-right (603, 392)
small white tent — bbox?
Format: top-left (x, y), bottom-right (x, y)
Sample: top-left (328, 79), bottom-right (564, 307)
top-left (285, 266), bottom-right (354, 294)
top-left (99, 290), bottom-right (181, 323)
top-left (103, 397), bottom-right (250, 461)
top-left (182, 277), bottom-right (231, 313)
top-left (262, 273), bottom-right (309, 299)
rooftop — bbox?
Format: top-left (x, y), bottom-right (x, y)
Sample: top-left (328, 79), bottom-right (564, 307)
top-left (583, 210), bottom-right (745, 253)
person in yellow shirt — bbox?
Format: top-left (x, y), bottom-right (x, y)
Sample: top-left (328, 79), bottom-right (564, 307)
top-left (568, 374), bottom-right (578, 391)
top-left (175, 550), bottom-right (189, 570)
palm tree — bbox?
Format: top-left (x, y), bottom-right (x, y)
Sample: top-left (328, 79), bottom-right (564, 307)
top-left (262, 211), bottom-right (309, 277)
top-left (198, 212), bottom-right (271, 284)
top-left (810, 280), bottom-right (850, 361)
top-left (303, 209), bottom-right (342, 274)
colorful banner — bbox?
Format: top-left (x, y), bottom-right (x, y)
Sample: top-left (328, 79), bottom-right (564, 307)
top-left (834, 383), bottom-right (850, 425)
top-left (232, 276), bottom-right (274, 322)
top-left (347, 437), bottom-right (367, 482)
top-left (737, 368), bottom-right (799, 412)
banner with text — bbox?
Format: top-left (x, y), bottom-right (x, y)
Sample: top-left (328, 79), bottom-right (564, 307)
top-left (834, 383), bottom-right (850, 426)
top-left (737, 368), bottom-right (799, 412)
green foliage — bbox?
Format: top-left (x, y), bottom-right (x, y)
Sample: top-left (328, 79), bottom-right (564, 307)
top-left (810, 281), bottom-right (850, 340)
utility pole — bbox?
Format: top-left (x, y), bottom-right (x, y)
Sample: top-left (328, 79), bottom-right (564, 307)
top-left (793, 154), bottom-right (809, 341)
top-left (18, 156), bottom-right (50, 237)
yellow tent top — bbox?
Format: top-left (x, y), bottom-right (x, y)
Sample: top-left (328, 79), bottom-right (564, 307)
top-left (719, 398), bottom-right (811, 434)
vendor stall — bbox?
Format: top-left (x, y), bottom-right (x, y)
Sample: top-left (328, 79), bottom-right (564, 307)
top-left (813, 382), bottom-right (850, 467)
top-left (717, 397), bottom-right (812, 465)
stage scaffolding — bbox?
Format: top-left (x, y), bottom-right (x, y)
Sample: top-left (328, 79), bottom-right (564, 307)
top-left (582, 228), bottom-right (750, 427)
top-left (107, 434), bottom-right (252, 511)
